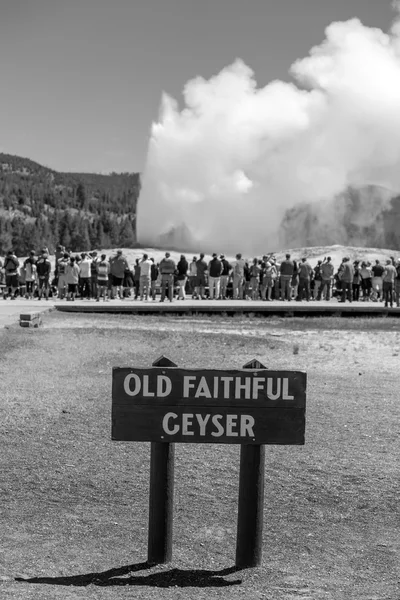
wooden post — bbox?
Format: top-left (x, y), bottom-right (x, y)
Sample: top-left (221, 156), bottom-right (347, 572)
top-left (147, 356), bottom-right (177, 565)
top-left (236, 359), bottom-right (266, 568)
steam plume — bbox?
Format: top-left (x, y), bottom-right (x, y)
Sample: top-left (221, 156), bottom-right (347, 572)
top-left (137, 8), bottom-right (400, 254)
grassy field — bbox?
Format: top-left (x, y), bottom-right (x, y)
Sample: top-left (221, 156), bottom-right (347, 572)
top-left (1, 313), bottom-right (399, 599)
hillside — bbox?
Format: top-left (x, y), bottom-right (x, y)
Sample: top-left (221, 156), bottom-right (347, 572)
top-left (280, 185), bottom-right (400, 250)
top-left (0, 153), bottom-right (140, 255)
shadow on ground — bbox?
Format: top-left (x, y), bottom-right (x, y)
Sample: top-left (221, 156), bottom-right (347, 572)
top-left (15, 562), bottom-right (242, 588)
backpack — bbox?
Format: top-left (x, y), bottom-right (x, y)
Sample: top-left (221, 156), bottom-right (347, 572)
top-left (4, 256), bottom-right (18, 272)
top-left (97, 262), bottom-right (108, 278)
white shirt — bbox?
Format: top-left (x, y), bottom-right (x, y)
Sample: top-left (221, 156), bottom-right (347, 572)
top-left (140, 259), bottom-right (152, 277)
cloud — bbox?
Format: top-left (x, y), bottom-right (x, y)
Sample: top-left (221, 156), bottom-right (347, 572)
top-left (137, 8), bottom-right (400, 254)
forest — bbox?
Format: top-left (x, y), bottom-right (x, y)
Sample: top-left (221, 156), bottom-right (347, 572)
top-left (0, 153), bottom-right (140, 256)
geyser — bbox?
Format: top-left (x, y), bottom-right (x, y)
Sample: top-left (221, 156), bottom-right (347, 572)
top-left (138, 7), bottom-right (400, 254)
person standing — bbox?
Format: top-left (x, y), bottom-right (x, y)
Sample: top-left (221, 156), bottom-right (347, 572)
top-left (232, 253), bottom-right (246, 300)
top-left (189, 257), bottom-right (198, 298)
top-left (56, 252), bottom-right (69, 299)
top-left (97, 254), bottom-right (110, 301)
top-left (207, 254), bottom-right (222, 300)
top-left (219, 255), bottom-right (231, 299)
top-left (65, 256), bottom-right (80, 301)
top-left (139, 253), bottom-right (152, 300)
top-left (279, 254), bottom-right (294, 301)
top-left (90, 251), bottom-right (99, 299)
top-left (195, 254), bottom-right (208, 299)
top-left (24, 251), bottom-right (37, 300)
top-left (150, 259), bottom-right (159, 300)
top-left (133, 259), bottom-right (141, 299)
top-left (3, 250), bottom-right (20, 299)
top-left (360, 261), bottom-right (372, 301)
top-left (36, 251), bottom-right (51, 301)
top-left (320, 257), bottom-right (334, 301)
top-left (352, 261), bottom-right (362, 302)
top-left (395, 259), bottom-right (400, 307)
top-left (249, 258), bottom-right (261, 300)
top-left (79, 253), bottom-right (92, 299)
top-left (312, 260), bottom-right (323, 300)
top-left (110, 250), bottom-right (129, 300)
top-left (382, 259), bottom-right (396, 308)
top-left (371, 259), bottom-right (384, 302)
top-left (159, 252), bottom-right (176, 302)
top-left (339, 257), bottom-right (354, 303)
top-left (296, 257), bottom-right (312, 301)
top-left (262, 261), bottom-right (277, 301)
top-left (176, 255), bottom-right (189, 300)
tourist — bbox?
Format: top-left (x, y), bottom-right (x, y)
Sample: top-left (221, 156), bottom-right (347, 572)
top-left (195, 254), bottom-right (208, 300)
top-left (57, 252), bottom-right (70, 300)
top-left (360, 261), bottom-right (372, 301)
top-left (65, 256), bottom-right (80, 301)
top-left (110, 250), bottom-right (129, 300)
top-left (90, 251), bottom-right (99, 299)
top-left (371, 259), bottom-right (384, 302)
top-left (313, 260), bottom-right (323, 300)
top-left (395, 259), bottom-right (400, 307)
top-left (139, 253), bottom-right (152, 300)
top-left (320, 257), bottom-right (334, 301)
top-left (249, 258), bottom-right (261, 300)
top-left (3, 250), bottom-right (20, 300)
top-left (279, 254), bottom-right (294, 301)
top-left (262, 261), bottom-right (277, 301)
top-left (79, 253), bottom-right (92, 299)
top-left (208, 253), bottom-right (222, 300)
top-left (150, 258), bottom-right (159, 300)
top-left (176, 254), bottom-right (189, 300)
top-left (189, 257), bottom-right (197, 299)
top-left (352, 261), bottom-right (362, 301)
top-left (24, 251), bottom-right (37, 300)
top-left (232, 253), bottom-right (246, 300)
top-left (382, 259), bottom-right (396, 308)
top-left (36, 250), bottom-right (51, 301)
top-left (159, 252), bottom-right (176, 302)
top-left (297, 257), bottom-right (313, 301)
top-left (219, 255), bottom-right (231, 300)
top-left (133, 259), bottom-right (140, 299)
top-left (339, 257), bottom-right (354, 303)
top-left (97, 254), bottom-right (110, 301)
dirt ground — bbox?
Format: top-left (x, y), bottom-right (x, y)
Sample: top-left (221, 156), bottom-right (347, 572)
top-left (0, 313), bottom-right (399, 600)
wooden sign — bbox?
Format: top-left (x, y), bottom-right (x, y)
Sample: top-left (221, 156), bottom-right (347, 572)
top-left (112, 367), bottom-right (306, 444)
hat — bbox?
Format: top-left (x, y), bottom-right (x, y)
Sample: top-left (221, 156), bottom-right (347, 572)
top-left (220, 254), bottom-right (225, 259)
top-left (117, 250), bottom-right (123, 255)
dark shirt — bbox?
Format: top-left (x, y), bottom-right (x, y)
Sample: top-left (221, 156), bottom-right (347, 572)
top-left (371, 264), bottom-right (384, 277)
top-left (208, 258), bottom-right (222, 277)
top-left (221, 259), bottom-right (231, 276)
top-left (280, 259), bottom-right (295, 276)
top-left (176, 259), bottom-right (189, 278)
top-left (196, 259), bottom-right (208, 275)
top-left (151, 264), bottom-right (159, 281)
top-left (36, 257), bottom-right (51, 277)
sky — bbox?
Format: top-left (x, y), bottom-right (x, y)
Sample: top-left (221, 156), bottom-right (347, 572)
top-left (0, 0), bottom-right (396, 174)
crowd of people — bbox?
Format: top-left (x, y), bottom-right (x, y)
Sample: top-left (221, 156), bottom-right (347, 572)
top-left (1, 246), bottom-right (400, 307)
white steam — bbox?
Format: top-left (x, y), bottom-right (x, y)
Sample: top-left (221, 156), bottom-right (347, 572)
top-left (137, 9), bottom-right (400, 254)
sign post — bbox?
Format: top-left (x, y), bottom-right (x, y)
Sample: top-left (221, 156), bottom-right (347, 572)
top-left (236, 359), bottom-right (267, 569)
top-left (111, 357), bottom-right (306, 567)
top-left (147, 355), bottom-right (177, 565)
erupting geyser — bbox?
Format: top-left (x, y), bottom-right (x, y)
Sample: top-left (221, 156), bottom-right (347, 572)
top-left (138, 5), bottom-right (400, 254)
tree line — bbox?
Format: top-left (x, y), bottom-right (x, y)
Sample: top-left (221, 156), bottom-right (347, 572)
top-left (0, 153), bottom-right (140, 255)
